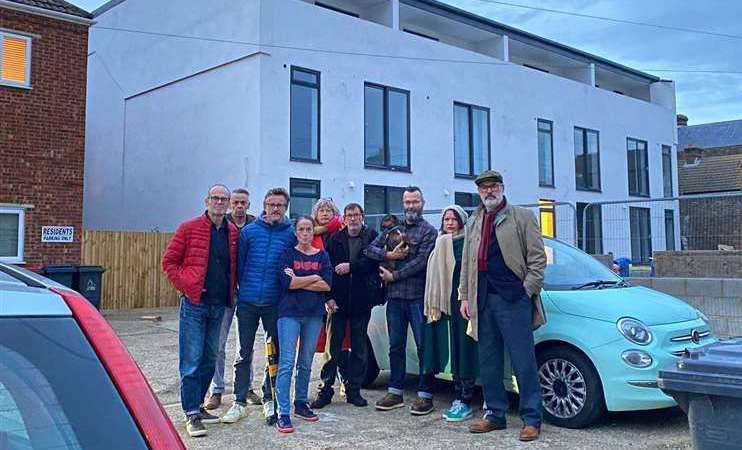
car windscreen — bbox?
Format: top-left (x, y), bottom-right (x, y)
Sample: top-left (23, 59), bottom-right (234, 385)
top-left (0, 317), bottom-right (148, 449)
top-left (543, 239), bottom-right (623, 290)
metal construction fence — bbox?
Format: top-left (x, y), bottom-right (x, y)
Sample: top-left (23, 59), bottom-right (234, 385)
top-left (367, 192), bottom-right (742, 266)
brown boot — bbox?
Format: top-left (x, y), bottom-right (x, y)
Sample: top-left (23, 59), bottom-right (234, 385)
top-left (468, 417), bottom-right (506, 433)
top-left (519, 425), bottom-right (540, 442)
top-left (374, 393), bottom-right (404, 411)
top-left (204, 393), bottom-right (221, 410)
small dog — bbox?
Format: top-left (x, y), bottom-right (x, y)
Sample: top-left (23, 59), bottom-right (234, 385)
top-left (381, 223), bottom-right (414, 272)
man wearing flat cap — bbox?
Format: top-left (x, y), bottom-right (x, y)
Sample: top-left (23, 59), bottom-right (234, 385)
top-left (458, 170), bottom-right (547, 442)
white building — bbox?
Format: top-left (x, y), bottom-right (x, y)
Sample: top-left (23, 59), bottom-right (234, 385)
top-left (84, 0), bottom-right (678, 261)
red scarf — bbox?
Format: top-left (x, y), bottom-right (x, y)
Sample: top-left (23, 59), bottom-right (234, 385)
top-left (477, 196), bottom-right (507, 272)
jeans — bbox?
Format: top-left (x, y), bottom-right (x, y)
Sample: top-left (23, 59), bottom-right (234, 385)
top-left (454, 376), bottom-right (476, 404)
top-left (178, 297), bottom-right (225, 416)
top-left (233, 303), bottom-right (278, 405)
top-left (209, 305), bottom-right (253, 395)
top-left (478, 293), bottom-right (542, 427)
top-left (318, 310), bottom-right (371, 395)
top-left (276, 316), bottom-right (323, 415)
top-left (386, 297), bottom-right (433, 398)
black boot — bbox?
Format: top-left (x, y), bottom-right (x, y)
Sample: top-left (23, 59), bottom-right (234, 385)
top-left (346, 390), bottom-right (368, 407)
top-left (310, 390), bottom-right (333, 409)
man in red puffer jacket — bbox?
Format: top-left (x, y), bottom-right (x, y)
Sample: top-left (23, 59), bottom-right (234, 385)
top-left (162, 184), bottom-right (239, 438)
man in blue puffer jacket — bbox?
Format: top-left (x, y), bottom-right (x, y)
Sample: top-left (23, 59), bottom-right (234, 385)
top-left (222, 187), bottom-right (297, 424)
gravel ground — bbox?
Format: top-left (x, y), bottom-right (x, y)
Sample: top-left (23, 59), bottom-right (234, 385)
top-left (107, 307), bottom-right (692, 449)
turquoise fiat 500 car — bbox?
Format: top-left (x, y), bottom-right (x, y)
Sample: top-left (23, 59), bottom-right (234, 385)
top-left (365, 237), bottom-right (715, 428)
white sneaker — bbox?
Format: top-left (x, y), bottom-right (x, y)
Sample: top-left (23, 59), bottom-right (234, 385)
top-left (221, 403), bottom-right (249, 424)
top-left (263, 400), bottom-right (276, 418)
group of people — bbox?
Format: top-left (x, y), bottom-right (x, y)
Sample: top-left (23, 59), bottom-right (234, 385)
top-left (161, 169), bottom-right (547, 442)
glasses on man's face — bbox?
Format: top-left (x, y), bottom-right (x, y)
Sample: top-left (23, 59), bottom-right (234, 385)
top-left (265, 203), bottom-right (287, 210)
top-left (210, 196), bottom-right (230, 203)
top-left (345, 213), bottom-right (363, 219)
top-left (478, 183), bottom-right (503, 193)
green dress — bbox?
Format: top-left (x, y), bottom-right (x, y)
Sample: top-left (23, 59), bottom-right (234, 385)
top-left (422, 236), bottom-right (479, 379)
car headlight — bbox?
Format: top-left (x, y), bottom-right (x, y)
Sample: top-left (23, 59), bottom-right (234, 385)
top-left (621, 350), bottom-right (653, 368)
top-left (617, 317), bottom-right (652, 345)
top-left (697, 310), bottom-right (709, 323)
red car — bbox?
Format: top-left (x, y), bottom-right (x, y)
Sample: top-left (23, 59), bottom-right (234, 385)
top-left (0, 262), bottom-right (185, 449)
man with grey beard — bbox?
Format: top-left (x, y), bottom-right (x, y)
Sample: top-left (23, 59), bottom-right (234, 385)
top-left (458, 170), bottom-right (547, 442)
top-left (312, 203), bottom-right (381, 409)
top-left (365, 187), bottom-right (438, 416)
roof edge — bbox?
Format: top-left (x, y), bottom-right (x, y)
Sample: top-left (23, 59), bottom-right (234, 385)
top-left (0, 0), bottom-right (93, 25)
top-left (404, 0), bottom-right (660, 83)
top-left (92, 0), bottom-right (126, 17)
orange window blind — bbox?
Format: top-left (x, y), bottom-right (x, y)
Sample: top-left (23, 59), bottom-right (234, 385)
top-left (1, 35), bottom-right (30, 84)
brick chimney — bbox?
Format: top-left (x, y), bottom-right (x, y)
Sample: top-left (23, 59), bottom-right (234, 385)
top-left (677, 114), bottom-right (688, 127)
top-left (681, 146), bottom-right (703, 166)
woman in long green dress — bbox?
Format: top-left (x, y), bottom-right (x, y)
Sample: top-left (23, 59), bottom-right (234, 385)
top-left (422, 205), bottom-right (479, 421)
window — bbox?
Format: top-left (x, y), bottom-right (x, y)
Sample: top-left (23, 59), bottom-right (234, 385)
top-left (289, 178), bottom-right (320, 219)
top-left (1, 32), bottom-right (31, 88)
top-left (0, 208), bottom-right (24, 263)
top-left (454, 102), bottom-right (490, 178)
top-left (662, 145), bottom-right (673, 198)
top-left (364, 83), bottom-right (410, 171)
top-left (364, 184), bottom-right (405, 231)
top-left (290, 67), bottom-right (320, 161)
top-left (574, 127), bottom-right (601, 191)
top-left (454, 192), bottom-right (481, 210)
top-left (538, 119), bottom-right (554, 187)
top-left (629, 207), bottom-right (652, 263)
top-left (539, 199), bottom-right (556, 238)
top-left (627, 138), bottom-right (649, 197)
top-left (576, 203), bottom-right (603, 254)
top-left (665, 209), bottom-right (676, 251)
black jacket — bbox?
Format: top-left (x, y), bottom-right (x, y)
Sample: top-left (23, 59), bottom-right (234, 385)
top-left (326, 226), bottom-right (381, 316)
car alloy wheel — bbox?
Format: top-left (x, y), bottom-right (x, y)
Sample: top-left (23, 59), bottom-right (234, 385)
top-left (539, 358), bottom-right (587, 419)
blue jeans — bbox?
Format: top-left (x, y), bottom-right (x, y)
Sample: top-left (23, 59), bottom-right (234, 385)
top-left (386, 297), bottom-right (433, 398)
top-left (209, 305), bottom-right (252, 395)
top-left (276, 316), bottom-right (323, 416)
top-left (478, 293), bottom-right (542, 427)
top-left (178, 297), bottom-right (226, 416)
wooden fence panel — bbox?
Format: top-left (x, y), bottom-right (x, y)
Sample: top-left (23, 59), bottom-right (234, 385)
top-left (81, 230), bottom-right (179, 309)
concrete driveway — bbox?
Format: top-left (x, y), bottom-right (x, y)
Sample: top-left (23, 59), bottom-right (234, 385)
top-left (107, 308), bottom-right (691, 449)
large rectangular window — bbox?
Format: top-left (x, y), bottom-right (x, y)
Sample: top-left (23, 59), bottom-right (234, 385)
top-left (538, 119), bottom-right (554, 187)
top-left (665, 209), bottom-right (676, 251)
top-left (364, 83), bottom-right (410, 171)
top-left (290, 67), bottom-right (320, 161)
top-left (364, 184), bottom-right (405, 231)
top-left (574, 127), bottom-right (601, 191)
top-left (1, 32), bottom-right (32, 88)
top-left (454, 102), bottom-right (490, 177)
top-left (289, 178), bottom-right (320, 219)
top-left (576, 203), bottom-right (603, 254)
top-left (454, 192), bottom-right (481, 210)
top-left (662, 145), bottom-right (673, 198)
top-left (627, 138), bottom-right (649, 197)
top-left (0, 208), bottom-right (24, 263)
top-left (629, 207), bottom-right (652, 263)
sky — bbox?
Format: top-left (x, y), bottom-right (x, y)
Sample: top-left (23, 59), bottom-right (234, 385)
top-left (70, 0), bottom-right (741, 125)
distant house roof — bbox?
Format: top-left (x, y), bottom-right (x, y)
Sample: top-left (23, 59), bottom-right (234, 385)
top-left (678, 119), bottom-right (742, 151)
top-left (678, 153), bottom-right (742, 194)
top-left (4, 0), bottom-right (92, 19)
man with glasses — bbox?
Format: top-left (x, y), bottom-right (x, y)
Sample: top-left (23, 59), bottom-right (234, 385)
top-left (366, 186), bottom-right (438, 416)
top-left (162, 184), bottom-right (239, 437)
top-left (312, 203), bottom-right (380, 409)
top-left (205, 188), bottom-right (259, 410)
top-left (222, 188), bottom-right (297, 424)
top-left (458, 170), bottom-right (546, 442)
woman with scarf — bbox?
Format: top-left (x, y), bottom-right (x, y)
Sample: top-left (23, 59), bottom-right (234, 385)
top-left (422, 205), bottom-right (479, 422)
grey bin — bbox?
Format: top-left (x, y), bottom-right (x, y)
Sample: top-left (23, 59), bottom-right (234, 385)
top-left (41, 265), bottom-right (76, 289)
top-left (75, 266), bottom-right (106, 310)
top-left (658, 338), bottom-right (742, 450)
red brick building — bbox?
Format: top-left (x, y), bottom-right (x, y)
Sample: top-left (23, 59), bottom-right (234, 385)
top-left (0, 0), bottom-right (91, 266)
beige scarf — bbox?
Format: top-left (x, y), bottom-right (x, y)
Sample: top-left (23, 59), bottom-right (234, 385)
top-left (424, 233), bottom-right (462, 323)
